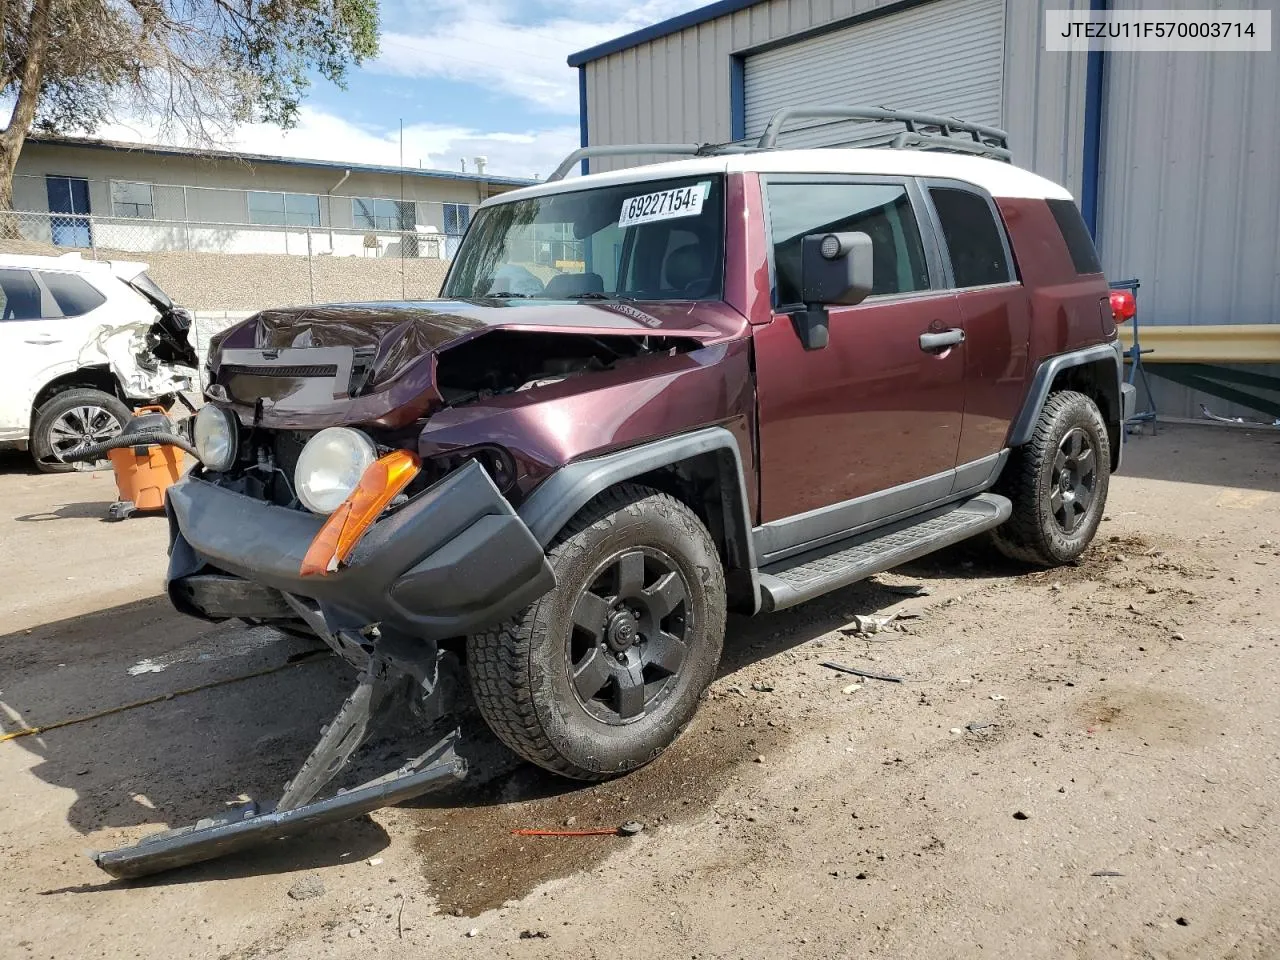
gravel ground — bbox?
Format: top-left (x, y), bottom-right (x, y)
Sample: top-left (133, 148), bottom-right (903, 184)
top-left (1, 422), bottom-right (1278, 959)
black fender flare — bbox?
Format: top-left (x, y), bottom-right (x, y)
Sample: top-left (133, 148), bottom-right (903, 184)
top-left (1007, 342), bottom-right (1124, 448)
top-left (517, 426), bottom-right (760, 611)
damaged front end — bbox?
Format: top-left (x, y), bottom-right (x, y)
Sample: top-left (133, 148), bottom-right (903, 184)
top-left (82, 320), bottom-right (196, 402)
top-left (96, 300), bottom-right (745, 878)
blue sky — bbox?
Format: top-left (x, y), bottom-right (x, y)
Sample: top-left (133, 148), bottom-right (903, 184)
top-left (102, 0), bottom-right (709, 180)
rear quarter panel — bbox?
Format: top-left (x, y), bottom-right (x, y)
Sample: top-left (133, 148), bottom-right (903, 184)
top-left (996, 197), bottom-right (1112, 364)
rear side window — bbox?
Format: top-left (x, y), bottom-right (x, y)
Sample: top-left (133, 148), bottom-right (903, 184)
top-left (766, 181), bottom-right (929, 303)
top-left (1046, 198), bottom-right (1102, 275)
top-left (40, 271), bottom-right (106, 317)
top-left (929, 187), bottom-right (1013, 288)
top-left (0, 269), bottom-right (43, 321)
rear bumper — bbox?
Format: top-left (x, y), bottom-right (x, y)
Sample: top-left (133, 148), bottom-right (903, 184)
top-left (166, 459), bottom-right (555, 641)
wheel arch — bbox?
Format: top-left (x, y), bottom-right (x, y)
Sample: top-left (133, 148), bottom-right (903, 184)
top-left (31, 365), bottom-right (123, 414)
top-left (1008, 344), bottom-right (1122, 471)
top-left (517, 427), bottom-right (759, 613)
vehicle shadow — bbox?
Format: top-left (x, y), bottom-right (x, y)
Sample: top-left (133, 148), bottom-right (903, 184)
top-left (13, 501), bottom-right (119, 522)
top-left (7, 549), bottom-right (1021, 891)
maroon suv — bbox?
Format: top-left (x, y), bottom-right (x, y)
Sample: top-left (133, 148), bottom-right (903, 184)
top-left (95, 109), bottom-right (1136, 877)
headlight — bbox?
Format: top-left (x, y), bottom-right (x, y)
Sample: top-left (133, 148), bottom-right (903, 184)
top-left (294, 427), bottom-right (377, 515)
top-left (193, 404), bottom-right (238, 472)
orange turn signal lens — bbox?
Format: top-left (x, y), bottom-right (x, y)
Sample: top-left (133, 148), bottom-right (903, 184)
top-left (299, 449), bottom-right (421, 577)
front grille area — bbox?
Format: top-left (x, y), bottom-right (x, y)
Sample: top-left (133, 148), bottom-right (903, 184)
top-left (271, 430), bottom-right (313, 481)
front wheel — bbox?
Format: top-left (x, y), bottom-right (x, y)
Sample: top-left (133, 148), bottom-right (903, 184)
top-left (991, 390), bottom-right (1111, 566)
top-left (31, 388), bottom-right (131, 474)
top-left (467, 483), bottom-right (726, 781)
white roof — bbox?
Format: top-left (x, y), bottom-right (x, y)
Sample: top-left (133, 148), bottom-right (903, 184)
top-left (489, 149), bottom-right (1073, 206)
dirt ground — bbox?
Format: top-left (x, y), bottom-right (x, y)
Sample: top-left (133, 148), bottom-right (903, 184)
top-left (2, 422), bottom-right (1279, 960)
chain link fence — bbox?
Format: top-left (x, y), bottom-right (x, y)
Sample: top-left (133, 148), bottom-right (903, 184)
top-left (0, 209), bottom-right (456, 311)
top-left (3, 172), bottom-right (479, 310)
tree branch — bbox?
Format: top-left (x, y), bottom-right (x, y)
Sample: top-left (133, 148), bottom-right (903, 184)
top-left (1, 0), bottom-right (55, 154)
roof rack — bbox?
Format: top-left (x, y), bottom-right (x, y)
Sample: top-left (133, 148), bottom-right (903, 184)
top-left (546, 105), bottom-right (1011, 181)
top-left (755, 106), bottom-right (1010, 160)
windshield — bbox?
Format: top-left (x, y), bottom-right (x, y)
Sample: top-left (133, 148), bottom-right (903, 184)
top-left (442, 175), bottom-right (724, 302)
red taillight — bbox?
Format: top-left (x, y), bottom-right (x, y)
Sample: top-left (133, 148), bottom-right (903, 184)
top-left (1110, 290), bottom-right (1136, 323)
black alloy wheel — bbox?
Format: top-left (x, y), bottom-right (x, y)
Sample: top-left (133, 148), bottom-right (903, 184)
top-left (568, 547), bottom-right (692, 725)
top-left (1051, 427), bottom-right (1098, 534)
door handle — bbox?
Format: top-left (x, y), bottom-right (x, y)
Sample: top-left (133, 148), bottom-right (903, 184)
top-left (918, 328), bottom-right (965, 353)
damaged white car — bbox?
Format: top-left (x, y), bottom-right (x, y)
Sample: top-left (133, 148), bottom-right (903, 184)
top-left (0, 253), bottom-right (198, 472)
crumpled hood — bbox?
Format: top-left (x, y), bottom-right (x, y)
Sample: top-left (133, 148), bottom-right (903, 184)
top-left (248, 299), bottom-right (748, 390)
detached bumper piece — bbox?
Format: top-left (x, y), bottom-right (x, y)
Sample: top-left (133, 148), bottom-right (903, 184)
top-left (165, 459), bottom-right (555, 642)
top-left (93, 665), bottom-right (467, 880)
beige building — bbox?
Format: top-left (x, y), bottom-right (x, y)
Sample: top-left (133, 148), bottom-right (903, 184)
top-left (13, 136), bottom-right (533, 260)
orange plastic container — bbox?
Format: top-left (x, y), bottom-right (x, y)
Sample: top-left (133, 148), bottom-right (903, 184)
top-left (108, 443), bottom-right (184, 512)
top-left (106, 405), bottom-right (184, 516)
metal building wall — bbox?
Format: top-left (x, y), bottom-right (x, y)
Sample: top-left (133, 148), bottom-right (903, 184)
top-left (581, 0), bottom-right (1092, 196)
top-left (1093, 0), bottom-right (1279, 420)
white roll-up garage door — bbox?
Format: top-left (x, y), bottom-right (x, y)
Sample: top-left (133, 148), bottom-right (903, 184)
top-left (743, 0), bottom-right (1006, 148)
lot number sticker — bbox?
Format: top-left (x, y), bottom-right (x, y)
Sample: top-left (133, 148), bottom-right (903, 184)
top-left (618, 182), bottom-right (709, 228)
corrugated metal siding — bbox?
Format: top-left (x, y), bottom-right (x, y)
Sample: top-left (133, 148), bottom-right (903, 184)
top-left (1097, 0), bottom-right (1279, 329)
top-left (580, 0), bottom-right (1090, 195)
top-left (743, 0), bottom-right (1005, 148)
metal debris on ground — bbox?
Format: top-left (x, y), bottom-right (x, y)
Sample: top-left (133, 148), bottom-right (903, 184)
top-left (820, 662), bottom-right (904, 684)
top-left (1091, 870), bottom-right (1123, 877)
top-left (750, 681), bottom-right (775, 693)
top-left (877, 582), bottom-right (931, 597)
top-left (512, 821), bottom-right (645, 838)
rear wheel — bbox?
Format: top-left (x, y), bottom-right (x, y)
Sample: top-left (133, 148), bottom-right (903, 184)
top-left (992, 390), bottom-right (1111, 566)
top-left (467, 484), bottom-right (726, 781)
top-left (31, 388), bottom-right (131, 474)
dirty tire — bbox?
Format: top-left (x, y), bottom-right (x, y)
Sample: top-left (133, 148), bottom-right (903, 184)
top-left (30, 388), bottom-right (131, 474)
top-left (467, 483), bottom-right (726, 781)
top-left (992, 390), bottom-right (1111, 566)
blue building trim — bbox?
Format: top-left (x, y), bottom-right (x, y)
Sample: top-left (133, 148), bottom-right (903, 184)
top-left (1080, 0), bottom-right (1107, 236)
top-left (568, 0), bottom-right (761, 67)
top-left (730, 56), bottom-right (746, 142)
top-left (578, 66), bottom-right (590, 176)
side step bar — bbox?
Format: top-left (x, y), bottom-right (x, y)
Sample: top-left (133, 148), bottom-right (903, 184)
top-left (757, 493), bottom-right (1011, 613)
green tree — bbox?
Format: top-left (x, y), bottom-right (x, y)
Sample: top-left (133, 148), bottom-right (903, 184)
top-left (0, 0), bottom-right (379, 212)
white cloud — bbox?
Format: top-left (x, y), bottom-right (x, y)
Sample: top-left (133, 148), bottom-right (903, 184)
top-left (97, 107), bottom-right (581, 180)
top-left (71, 2), bottom-right (709, 178)
top-left (372, 0), bottom-right (704, 114)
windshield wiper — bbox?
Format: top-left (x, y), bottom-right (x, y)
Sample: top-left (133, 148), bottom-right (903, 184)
top-left (482, 291), bottom-right (531, 298)
top-left (566, 292), bottom-right (636, 302)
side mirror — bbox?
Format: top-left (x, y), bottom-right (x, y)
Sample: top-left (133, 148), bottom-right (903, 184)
top-left (800, 231), bottom-right (873, 306)
top-left (792, 231), bottom-right (873, 350)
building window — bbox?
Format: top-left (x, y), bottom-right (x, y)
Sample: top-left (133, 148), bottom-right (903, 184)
top-left (929, 187), bottom-right (1014, 288)
top-left (248, 191), bottom-right (321, 227)
top-left (443, 203), bottom-right (472, 237)
top-left (111, 181), bottom-right (155, 219)
top-left (353, 198), bottom-right (415, 231)
top-left (443, 203), bottom-right (472, 258)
